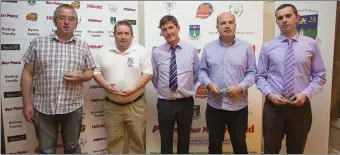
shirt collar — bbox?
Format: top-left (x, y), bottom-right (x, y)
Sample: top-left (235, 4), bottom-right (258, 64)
top-left (50, 32), bottom-right (76, 43)
top-left (216, 36), bottom-right (238, 47)
top-left (278, 32), bottom-right (299, 43)
top-left (164, 39), bottom-right (183, 51)
top-left (110, 42), bottom-right (136, 54)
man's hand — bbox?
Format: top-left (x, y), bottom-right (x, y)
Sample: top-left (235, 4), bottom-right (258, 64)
top-left (227, 85), bottom-right (243, 97)
top-left (290, 93), bottom-right (307, 106)
top-left (207, 83), bottom-right (220, 96)
top-left (267, 93), bottom-right (291, 105)
top-left (23, 103), bottom-right (34, 123)
top-left (104, 83), bottom-right (118, 94)
top-left (117, 89), bottom-right (136, 97)
top-left (63, 72), bottom-right (80, 82)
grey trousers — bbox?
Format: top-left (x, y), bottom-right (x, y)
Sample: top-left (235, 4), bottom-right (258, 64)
top-left (263, 99), bottom-right (312, 154)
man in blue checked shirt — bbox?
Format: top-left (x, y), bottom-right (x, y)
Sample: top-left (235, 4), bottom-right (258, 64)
top-left (198, 12), bottom-right (257, 154)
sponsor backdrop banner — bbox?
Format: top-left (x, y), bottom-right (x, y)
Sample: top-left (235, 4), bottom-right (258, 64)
top-left (0, 1), bottom-right (139, 154)
top-left (144, 1), bottom-right (264, 154)
top-left (274, 1), bottom-right (336, 154)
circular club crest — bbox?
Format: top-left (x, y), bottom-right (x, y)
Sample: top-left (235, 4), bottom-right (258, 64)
top-left (79, 137), bottom-right (87, 148)
top-left (229, 4), bottom-right (243, 17)
top-left (109, 4), bottom-right (117, 12)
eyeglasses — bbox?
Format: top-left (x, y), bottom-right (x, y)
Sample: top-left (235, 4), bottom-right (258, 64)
top-left (56, 15), bottom-right (77, 22)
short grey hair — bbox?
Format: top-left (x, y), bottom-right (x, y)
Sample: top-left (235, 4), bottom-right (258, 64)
top-left (53, 4), bottom-right (78, 23)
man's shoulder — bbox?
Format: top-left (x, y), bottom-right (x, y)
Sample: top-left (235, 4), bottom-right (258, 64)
top-left (262, 36), bottom-right (280, 49)
top-left (133, 44), bottom-right (148, 53)
top-left (298, 35), bottom-right (317, 46)
top-left (204, 39), bottom-right (218, 48)
top-left (235, 38), bottom-right (252, 47)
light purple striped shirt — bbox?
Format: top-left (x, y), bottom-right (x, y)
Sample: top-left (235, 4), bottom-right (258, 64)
top-left (152, 40), bottom-right (199, 100)
top-left (255, 34), bottom-right (326, 99)
top-left (198, 38), bottom-right (257, 111)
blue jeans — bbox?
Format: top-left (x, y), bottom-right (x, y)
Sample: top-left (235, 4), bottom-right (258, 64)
top-left (33, 107), bottom-right (82, 154)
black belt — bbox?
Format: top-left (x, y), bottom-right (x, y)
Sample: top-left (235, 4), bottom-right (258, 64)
top-left (105, 94), bottom-right (144, 106)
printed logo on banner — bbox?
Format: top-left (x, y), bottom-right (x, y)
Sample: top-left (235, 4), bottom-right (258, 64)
top-left (81, 124), bottom-right (86, 132)
top-left (88, 18), bottom-right (102, 23)
top-left (26, 13), bottom-right (38, 21)
top-left (229, 4), bottom-right (243, 17)
top-left (87, 4), bottom-right (102, 9)
top-left (90, 84), bottom-right (103, 89)
top-left (93, 148), bottom-right (108, 154)
top-left (110, 17), bottom-right (116, 25)
top-left (46, 1), bottom-right (63, 5)
top-left (163, 1), bottom-right (176, 15)
top-left (71, 1), bottom-right (80, 9)
top-left (196, 3), bottom-right (214, 19)
top-left (4, 91), bottom-right (22, 98)
top-left (195, 84), bottom-right (208, 98)
top-left (8, 150), bottom-right (28, 154)
top-left (123, 8), bottom-right (136, 12)
top-left (27, 28), bottom-right (40, 37)
top-left (7, 134), bottom-right (26, 142)
top-left (1, 13), bottom-right (18, 18)
top-left (8, 120), bottom-right (23, 129)
top-left (1, 44), bottom-right (20, 50)
top-left (90, 110), bottom-right (103, 118)
top-left (79, 137), bottom-right (87, 148)
top-left (88, 45), bottom-right (103, 49)
top-left (87, 30), bottom-right (104, 38)
top-left (27, 1), bottom-right (36, 6)
top-left (193, 105), bottom-right (201, 120)
top-left (91, 98), bottom-right (105, 102)
top-left (125, 19), bottom-right (136, 25)
top-left (108, 4), bottom-right (117, 12)
top-left (4, 106), bottom-right (23, 112)
top-left (93, 137), bottom-right (106, 142)
top-left (189, 25), bottom-right (200, 40)
top-left (1, 1), bottom-right (17, 3)
top-left (2, 60), bottom-right (21, 66)
top-left (297, 14), bottom-right (320, 44)
top-left (4, 74), bottom-right (20, 85)
top-left (92, 124), bottom-right (105, 129)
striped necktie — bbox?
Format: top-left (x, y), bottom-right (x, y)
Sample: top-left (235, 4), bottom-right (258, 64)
top-left (282, 39), bottom-right (295, 98)
top-left (169, 46), bottom-right (178, 91)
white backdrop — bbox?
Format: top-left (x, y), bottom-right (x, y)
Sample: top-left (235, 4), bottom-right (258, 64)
top-left (143, 1), bottom-right (264, 154)
top-left (274, 1), bottom-right (336, 154)
top-left (0, 1), bottom-right (139, 154)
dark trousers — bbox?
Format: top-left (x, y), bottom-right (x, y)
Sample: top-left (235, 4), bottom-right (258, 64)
top-left (157, 97), bottom-right (194, 154)
top-left (206, 104), bottom-right (248, 154)
top-left (33, 107), bottom-right (83, 154)
top-left (263, 99), bottom-right (312, 154)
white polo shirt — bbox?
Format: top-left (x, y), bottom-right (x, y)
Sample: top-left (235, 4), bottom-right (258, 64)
top-left (94, 43), bottom-right (153, 102)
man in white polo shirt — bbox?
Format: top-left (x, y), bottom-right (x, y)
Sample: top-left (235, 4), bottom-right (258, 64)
top-left (93, 20), bottom-right (153, 154)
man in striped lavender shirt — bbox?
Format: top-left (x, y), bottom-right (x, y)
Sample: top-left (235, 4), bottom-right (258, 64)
top-left (256, 4), bottom-right (326, 154)
top-left (151, 15), bottom-right (199, 154)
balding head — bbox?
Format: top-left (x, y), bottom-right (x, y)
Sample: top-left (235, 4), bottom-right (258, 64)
top-left (216, 12), bottom-right (235, 26)
top-left (216, 12), bottom-right (236, 39)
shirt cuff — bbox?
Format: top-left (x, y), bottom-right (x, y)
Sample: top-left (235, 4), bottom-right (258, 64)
top-left (263, 86), bottom-right (273, 97)
top-left (238, 82), bottom-right (248, 94)
top-left (202, 78), bottom-right (212, 89)
top-left (301, 89), bottom-right (312, 99)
